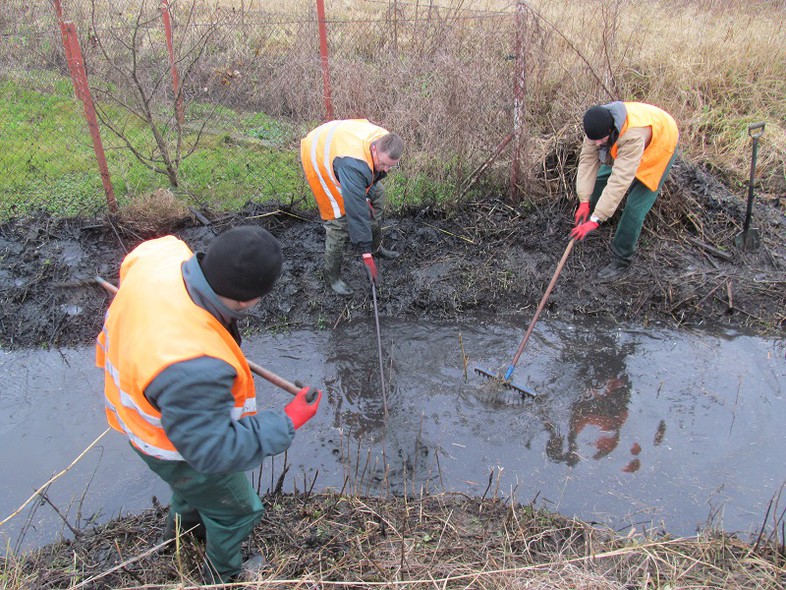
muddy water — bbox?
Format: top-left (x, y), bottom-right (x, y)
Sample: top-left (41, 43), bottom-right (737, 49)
top-left (1, 318), bottom-right (784, 552)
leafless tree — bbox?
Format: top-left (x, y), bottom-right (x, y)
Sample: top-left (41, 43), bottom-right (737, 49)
top-left (86, 0), bottom-right (241, 187)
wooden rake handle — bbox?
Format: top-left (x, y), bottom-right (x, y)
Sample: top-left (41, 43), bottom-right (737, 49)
top-left (508, 238), bottom-right (575, 373)
top-left (95, 276), bottom-right (302, 397)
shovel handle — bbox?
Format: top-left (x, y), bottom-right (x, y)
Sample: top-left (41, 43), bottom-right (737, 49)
top-left (748, 121), bottom-right (765, 139)
top-left (247, 361), bottom-right (306, 398)
top-left (94, 276), bottom-right (310, 400)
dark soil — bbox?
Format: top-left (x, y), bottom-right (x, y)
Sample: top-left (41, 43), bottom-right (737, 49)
top-left (1, 159), bottom-right (784, 350)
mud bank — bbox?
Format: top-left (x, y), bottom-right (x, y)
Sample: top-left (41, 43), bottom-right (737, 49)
top-left (1, 161), bottom-right (784, 350)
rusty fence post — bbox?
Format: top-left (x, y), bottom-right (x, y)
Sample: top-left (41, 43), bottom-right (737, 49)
top-left (315, 0), bottom-right (334, 120)
top-left (52, 0), bottom-right (84, 101)
top-left (510, 1), bottom-right (528, 203)
top-left (160, 0), bottom-right (184, 125)
top-left (61, 21), bottom-right (118, 215)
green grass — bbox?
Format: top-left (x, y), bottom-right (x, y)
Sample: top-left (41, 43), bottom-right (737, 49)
top-left (0, 76), bottom-right (318, 219)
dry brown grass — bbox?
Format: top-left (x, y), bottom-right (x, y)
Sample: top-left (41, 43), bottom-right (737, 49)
top-left (4, 0), bottom-right (783, 207)
top-left (5, 492), bottom-right (785, 589)
top-left (117, 188), bottom-right (190, 236)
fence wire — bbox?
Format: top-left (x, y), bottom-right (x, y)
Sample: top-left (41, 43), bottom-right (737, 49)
top-left (1, 0), bottom-right (577, 221)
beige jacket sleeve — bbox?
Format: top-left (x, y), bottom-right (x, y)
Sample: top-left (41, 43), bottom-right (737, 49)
top-left (576, 137), bottom-right (602, 203)
top-left (576, 128), bottom-right (649, 222)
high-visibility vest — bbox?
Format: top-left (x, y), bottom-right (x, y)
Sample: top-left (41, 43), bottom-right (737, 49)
top-left (610, 102), bottom-right (679, 191)
top-left (96, 236), bottom-right (256, 461)
top-left (300, 119), bottom-right (388, 220)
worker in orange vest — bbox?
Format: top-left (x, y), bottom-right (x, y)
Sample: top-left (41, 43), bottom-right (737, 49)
top-left (570, 102), bottom-right (679, 280)
top-left (301, 119), bottom-right (404, 295)
top-left (97, 226), bottom-right (322, 584)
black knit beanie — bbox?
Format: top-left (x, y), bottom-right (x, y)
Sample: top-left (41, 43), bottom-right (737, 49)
top-left (200, 226), bottom-right (283, 300)
top-left (583, 105), bottom-right (614, 140)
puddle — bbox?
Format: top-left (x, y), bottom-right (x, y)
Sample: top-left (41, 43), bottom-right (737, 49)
top-left (1, 317), bottom-right (784, 552)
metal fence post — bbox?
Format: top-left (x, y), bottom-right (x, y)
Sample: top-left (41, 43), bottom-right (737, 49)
top-left (52, 0), bottom-right (85, 101)
top-left (510, 1), bottom-right (528, 202)
top-left (62, 21), bottom-right (118, 215)
top-left (316, 0), bottom-right (334, 120)
top-left (160, 0), bottom-right (184, 125)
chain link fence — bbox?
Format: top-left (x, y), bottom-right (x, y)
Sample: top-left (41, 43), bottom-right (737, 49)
top-left (5, 0), bottom-right (655, 222)
top-left (0, 0), bottom-right (544, 221)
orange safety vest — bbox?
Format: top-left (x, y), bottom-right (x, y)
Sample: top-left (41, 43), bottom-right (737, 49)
top-left (610, 102), bottom-right (679, 191)
top-left (300, 119), bottom-right (389, 221)
top-left (96, 236), bottom-right (256, 461)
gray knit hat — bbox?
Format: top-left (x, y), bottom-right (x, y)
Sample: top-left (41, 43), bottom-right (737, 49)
top-left (201, 226), bottom-right (283, 300)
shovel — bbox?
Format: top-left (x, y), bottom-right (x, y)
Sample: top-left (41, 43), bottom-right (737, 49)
top-left (734, 121), bottom-right (766, 252)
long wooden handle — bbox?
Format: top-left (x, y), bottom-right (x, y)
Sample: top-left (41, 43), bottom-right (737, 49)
top-left (95, 276), bottom-right (301, 397)
top-left (247, 361), bottom-right (301, 396)
top-left (508, 238), bottom-right (575, 370)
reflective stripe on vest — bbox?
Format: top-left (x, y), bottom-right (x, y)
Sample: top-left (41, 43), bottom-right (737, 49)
top-left (610, 102), bottom-right (679, 191)
top-left (96, 236), bottom-right (256, 461)
top-left (301, 119), bottom-right (388, 221)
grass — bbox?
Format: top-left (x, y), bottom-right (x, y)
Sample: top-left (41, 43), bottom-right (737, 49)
top-left (0, 76), bottom-right (311, 217)
top-left (4, 492), bottom-right (785, 589)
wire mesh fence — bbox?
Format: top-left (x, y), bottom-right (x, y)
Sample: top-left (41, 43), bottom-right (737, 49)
top-left (1, 0), bottom-right (541, 221)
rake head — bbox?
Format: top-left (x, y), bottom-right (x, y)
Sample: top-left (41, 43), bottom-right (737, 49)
top-left (474, 367), bottom-right (537, 397)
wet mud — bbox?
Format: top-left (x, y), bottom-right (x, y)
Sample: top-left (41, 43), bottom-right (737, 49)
top-left (1, 159), bottom-right (785, 350)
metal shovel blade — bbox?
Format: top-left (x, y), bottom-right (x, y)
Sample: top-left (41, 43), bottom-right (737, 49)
top-left (734, 229), bottom-right (761, 251)
top-left (735, 122), bottom-right (766, 253)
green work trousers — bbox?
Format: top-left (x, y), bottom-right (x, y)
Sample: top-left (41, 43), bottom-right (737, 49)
top-left (323, 190), bottom-right (384, 277)
top-left (135, 447), bottom-right (264, 583)
top-left (590, 151), bottom-right (677, 261)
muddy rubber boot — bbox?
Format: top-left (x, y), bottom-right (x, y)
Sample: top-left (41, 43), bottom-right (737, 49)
top-left (237, 552), bottom-right (269, 582)
top-left (162, 511), bottom-right (206, 543)
top-left (324, 249), bottom-right (353, 296)
top-left (597, 257), bottom-right (632, 282)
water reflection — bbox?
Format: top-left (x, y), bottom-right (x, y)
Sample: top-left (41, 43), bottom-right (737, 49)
top-left (537, 330), bottom-right (666, 473)
top-left (1, 319), bottom-right (784, 551)
top-left (324, 319), bottom-right (438, 494)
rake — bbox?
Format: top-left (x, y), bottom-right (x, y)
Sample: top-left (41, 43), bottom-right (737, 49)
top-left (475, 238), bottom-right (576, 396)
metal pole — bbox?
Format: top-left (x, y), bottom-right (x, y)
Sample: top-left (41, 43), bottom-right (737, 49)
top-left (63, 22), bottom-right (118, 214)
top-left (510, 1), bottom-right (528, 202)
top-left (370, 281), bottom-right (388, 419)
top-left (315, 0), bottom-right (334, 120)
top-left (160, 0), bottom-right (184, 125)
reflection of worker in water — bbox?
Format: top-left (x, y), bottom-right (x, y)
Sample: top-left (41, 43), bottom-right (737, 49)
top-left (325, 323), bottom-right (389, 438)
top-left (543, 333), bottom-right (665, 472)
top-left (565, 376), bottom-right (642, 472)
top-left (544, 374), bottom-right (644, 471)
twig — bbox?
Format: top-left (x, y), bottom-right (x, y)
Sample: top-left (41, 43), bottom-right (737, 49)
top-left (38, 491), bottom-right (80, 538)
top-left (420, 221), bottom-right (475, 244)
top-left (0, 428), bottom-right (111, 527)
top-left (686, 235), bottom-right (733, 262)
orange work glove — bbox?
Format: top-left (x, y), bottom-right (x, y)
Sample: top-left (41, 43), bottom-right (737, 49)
top-left (574, 202), bottom-right (590, 226)
top-left (284, 386), bottom-right (322, 430)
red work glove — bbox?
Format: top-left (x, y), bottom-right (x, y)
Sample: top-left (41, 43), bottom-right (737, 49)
top-left (285, 386), bottom-right (322, 430)
top-left (570, 220), bottom-right (599, 241)
top-left (362, 252), bottom-right (378, 283)
top-left (574, 202), bottom-right (590, 226)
